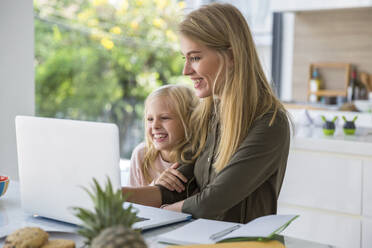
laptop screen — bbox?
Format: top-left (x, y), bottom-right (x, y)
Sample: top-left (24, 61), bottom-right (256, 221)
top-left (15, 116), bottom-right (121, 225)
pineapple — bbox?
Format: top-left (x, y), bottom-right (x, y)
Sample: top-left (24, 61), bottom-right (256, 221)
top-left (73, 178), bottom-right (147, 248)
top-left (91, 225), bottom-right (146, 248)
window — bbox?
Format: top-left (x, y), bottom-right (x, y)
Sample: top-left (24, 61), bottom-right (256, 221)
top-left (34, 0), bottom-right (189, 158)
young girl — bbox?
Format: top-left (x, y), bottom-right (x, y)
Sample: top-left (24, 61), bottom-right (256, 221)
top-left (128, 84), bottom-right (198, 192)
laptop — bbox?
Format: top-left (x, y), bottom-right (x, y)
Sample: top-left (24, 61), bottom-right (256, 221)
top-left (126, 203), bottom-right (191, 230)
top-left (15, 116), bottom-right (191, 230)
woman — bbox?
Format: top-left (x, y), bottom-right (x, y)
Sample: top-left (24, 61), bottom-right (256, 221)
top-left (123, 3), bottom-right (290, 224)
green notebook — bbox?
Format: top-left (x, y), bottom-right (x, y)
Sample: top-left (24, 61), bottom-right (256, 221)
top-left (158, 215), bottom-right (299, 245)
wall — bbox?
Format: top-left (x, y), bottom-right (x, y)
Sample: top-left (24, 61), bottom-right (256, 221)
top-left (184, 0), bottom-right (273, 82)
top-left (280, 13), bottom-right (295, 101)
top-left (0, 0), bottom-right (34, 180)
top-left (291, 8), bottom-right (372, 101)
top-left (272, 0), bottom-right (372, 12)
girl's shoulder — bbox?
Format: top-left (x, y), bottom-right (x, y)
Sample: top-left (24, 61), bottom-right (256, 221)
top-left (131, 142), bottom-right (147, 160)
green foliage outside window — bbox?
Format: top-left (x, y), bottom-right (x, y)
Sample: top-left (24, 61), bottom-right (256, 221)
top-left (34, 0), bottom-right (189, 158)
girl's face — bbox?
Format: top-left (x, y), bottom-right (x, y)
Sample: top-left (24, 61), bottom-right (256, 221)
top-left (180, 35), bottom-right (222, 98)
top-left (146, 96), bottom-right (185, 157)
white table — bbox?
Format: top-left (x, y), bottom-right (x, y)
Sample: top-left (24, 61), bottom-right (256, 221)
top-left (0, 181), bottom-right (336, 248)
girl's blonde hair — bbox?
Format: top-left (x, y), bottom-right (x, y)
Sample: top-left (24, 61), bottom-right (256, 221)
top-left (180, 3), bottom-right (287, 172)
top-left (142, 84), bottom-right (199, 183)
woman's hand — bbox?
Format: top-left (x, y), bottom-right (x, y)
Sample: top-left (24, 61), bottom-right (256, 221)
top-left (162, 200), bottom-right (184, 212)
top-left (155, 163), bottom-right (188, 192)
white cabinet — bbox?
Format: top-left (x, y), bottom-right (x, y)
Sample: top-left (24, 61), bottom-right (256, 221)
top-left (278, 205), bottom-right (361, 248)
top-left (363, 160), bottom-right (372, 217)
top-left (278, 147), bottom-right (370, 248)
top-left (362, 161), bottom-right (372, 248)
top-left (362, 218), bottom-right (372, 248)
top-left (279, 151), bottom-right (362, 214)
top-left (271, 0), bottom-right (372, 12)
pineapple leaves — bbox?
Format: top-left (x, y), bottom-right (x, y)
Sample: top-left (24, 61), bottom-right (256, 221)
top-left (72, 177), bottom-right (139, 247)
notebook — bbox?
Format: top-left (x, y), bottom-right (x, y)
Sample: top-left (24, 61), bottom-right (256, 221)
top-left (15, 116), bottom-right (191, 231)
top-left (166, 241), bottom-right (285, 248)
top-left (158, 215), bottom-right (299, 245)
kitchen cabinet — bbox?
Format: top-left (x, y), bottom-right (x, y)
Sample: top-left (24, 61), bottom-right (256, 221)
top-left (362, 219), bottom-right (372, 248)
top-left (279, 151), bottom-right (362, 214)
top-left (271, 0), bottom-right (372, 12)
top-left (278, 130), bottom-right (372, 248)
top-left (363, 160), bottom-right (372, 217)
top-left (278, 205), bottom-right (361, 248)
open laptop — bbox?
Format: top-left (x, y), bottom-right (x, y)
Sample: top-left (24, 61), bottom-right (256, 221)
top-left (127, 203), bottom-right (191, 230)
top-left (15, 116), bottom-right (191, 230)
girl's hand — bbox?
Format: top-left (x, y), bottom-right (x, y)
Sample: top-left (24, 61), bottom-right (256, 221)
top-left (155, 163), bottom-right (188, 192)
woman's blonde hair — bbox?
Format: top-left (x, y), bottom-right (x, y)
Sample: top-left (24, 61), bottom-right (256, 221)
top-left (142, 84), bottom-right (199, 183)
top-left (180, 3), bottom-right (287, 172)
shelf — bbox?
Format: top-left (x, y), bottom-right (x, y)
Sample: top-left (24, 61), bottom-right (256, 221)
top-left (312, 90), bottom-right (347, 97)
top-left (307, 63), bottom-right (350, 101)
top-left (284, 103), bottom-right (330, 111)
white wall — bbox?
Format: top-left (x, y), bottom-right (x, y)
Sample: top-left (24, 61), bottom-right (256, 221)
top-left (280, 12), bottom-right (295, 101)
top-left (271, 0), bottom-right (372, 12)
top-left (185, 0), bottom-right (273, 82)
top-left (0, 0), bottom-right (34, 180)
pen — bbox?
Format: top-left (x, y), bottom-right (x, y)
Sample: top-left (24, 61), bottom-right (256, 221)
top-left (209, 224), bottom-right (241, 241)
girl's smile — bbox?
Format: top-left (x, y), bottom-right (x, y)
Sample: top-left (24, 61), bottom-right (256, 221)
top-left (146, 96), bottom-right (185, 161)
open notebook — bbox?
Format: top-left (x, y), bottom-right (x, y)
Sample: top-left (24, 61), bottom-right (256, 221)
top-left (158, 215), bottom-right (298, 245)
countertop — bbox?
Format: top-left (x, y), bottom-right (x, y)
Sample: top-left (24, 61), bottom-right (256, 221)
top-left (284, 102), bottom-right (340, 111)
top-left (292, 125), bottom-right (372, 156)
top-left (287, 106), bottom-right (372, 156)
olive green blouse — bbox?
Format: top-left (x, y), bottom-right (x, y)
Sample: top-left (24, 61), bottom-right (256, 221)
top-left (157, 110), bottom-right (290, 224)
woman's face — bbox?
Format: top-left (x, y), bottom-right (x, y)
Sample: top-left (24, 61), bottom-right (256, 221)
top-left (180, 35), bottom-right (222, 98)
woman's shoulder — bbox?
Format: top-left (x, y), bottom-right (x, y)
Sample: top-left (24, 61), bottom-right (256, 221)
top-left (232, 109), bottom-right (290, 158)
top-left (247, 109), bottom-right (290, 141)
top-left (256, 108), bottom-right (289, 128)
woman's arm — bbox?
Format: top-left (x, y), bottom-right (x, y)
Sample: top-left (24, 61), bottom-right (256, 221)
top-left (122, 186), bottom-right (162, 207)
top-left (163, 200), bottom-right (185, 212)
top-left (123, 162), bottom-right (196, 208)
top-left (182, 112), bottom-right (290, 219)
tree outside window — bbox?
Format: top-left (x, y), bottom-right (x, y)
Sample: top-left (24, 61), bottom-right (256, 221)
top-left (34, 0), bottom-right (189, 158)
